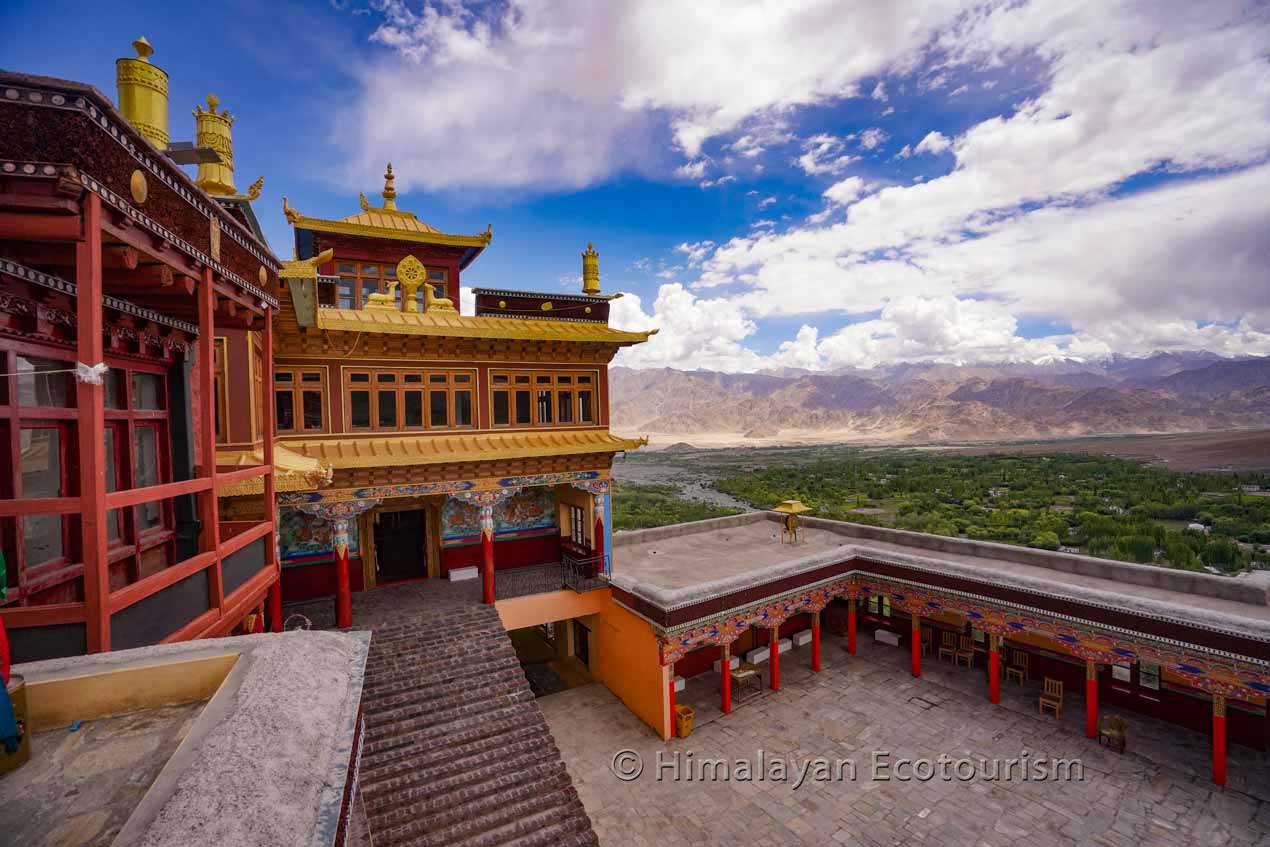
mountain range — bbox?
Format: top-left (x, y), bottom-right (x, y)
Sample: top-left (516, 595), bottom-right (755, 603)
top-left (609, 353), bottom-right (1270, 446)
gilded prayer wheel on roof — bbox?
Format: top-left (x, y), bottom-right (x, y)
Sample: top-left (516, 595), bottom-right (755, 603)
top-left (115, 37), bottom-right (169, 150)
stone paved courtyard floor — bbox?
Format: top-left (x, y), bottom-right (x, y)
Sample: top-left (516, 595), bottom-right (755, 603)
top-left (541, 637), bottom-right (1270, 847)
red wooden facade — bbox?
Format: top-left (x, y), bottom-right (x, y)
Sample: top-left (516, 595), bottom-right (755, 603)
top-left (0, 71), bottom-right (283, 662)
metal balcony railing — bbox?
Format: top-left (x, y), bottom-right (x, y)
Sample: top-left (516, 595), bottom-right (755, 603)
top-left (563, 551), bottom-right (610, 593)
top-left (492, 553), bottom-right (611, 600)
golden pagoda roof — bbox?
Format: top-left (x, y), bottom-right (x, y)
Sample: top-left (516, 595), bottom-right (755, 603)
top-left (773, 499), bottom-right (813, 514)
top-left (216, 443), bottom-right (333, 496)
top-left (284, 429), bottom-right (648, 470)
top-left (283, 163), bottom-right (492, 251)
top-left (315, 306), bottom-right (656, 346)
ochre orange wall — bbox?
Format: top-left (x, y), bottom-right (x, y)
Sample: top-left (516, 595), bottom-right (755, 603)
top-left (591, 595), bottom-right (671, 740)
top-left (496, 589), bottom-right (609, 631)
top-left (496, 589), bottom-right (670, 739)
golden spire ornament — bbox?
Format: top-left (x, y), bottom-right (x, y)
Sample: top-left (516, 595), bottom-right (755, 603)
top-left (581, 242), bottom-right (601, 295)
top-left (381, 163), bottom-right (397, 210)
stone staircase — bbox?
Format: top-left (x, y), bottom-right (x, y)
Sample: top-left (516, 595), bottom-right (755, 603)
top-left (358, 604), bottom-right (599, 847)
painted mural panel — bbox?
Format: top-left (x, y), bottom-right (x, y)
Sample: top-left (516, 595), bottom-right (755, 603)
top-left (279, 508), bottom-right (359, 562)
top-left (442, 488), bottom-right (558, 547)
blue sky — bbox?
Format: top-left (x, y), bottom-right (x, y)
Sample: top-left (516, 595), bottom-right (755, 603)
top-left (5, 1), bottom-right (1269, 372)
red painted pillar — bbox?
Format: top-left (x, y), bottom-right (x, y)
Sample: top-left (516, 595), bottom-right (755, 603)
top-left (811, 611), bottom-right (822, 672)
top-left (988, 636), bottom-right (1001, 704)
top-left (334, 517), bottom-right (352, 629)
top-left (847, 598), bottom-right (857, 656)
top-left (76, 192), bottom-right (109, 653)
top-left (593, 506), bottom-right (605, 575)
top-left (268, 582), bottom-right (283, 633)
top-left (769, 627), bottom-right (780, 690)
top-left (1085, 661), bottom-right (1099, 739)
top-left (1213, 695), bottom-right (1227, 787)
top-left (721, 643), bottom-right (732, 714)
top-left (197, 267), bottom-right (223, 618)
top-left (263, 307), bottom-right (281, 634)
top-left (481, 505), bottom-right (496, 605)
top-left (910, 615), bottom-right (921, 677)
top-left (667, 664), bottom-right (677, 738)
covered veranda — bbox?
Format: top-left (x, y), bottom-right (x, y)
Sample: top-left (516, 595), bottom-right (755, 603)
top-left (611, 513), bottom-right (1270, 789)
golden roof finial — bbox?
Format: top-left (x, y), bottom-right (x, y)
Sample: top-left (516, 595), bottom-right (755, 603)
top-left (206, 93), bottom-right (219, 112)
top-left (382, 163), bottom-right (397, 210)
top-left (582, 242), bottom-right (601, 295)
top-left (131, 37), bottom-right (154, 62)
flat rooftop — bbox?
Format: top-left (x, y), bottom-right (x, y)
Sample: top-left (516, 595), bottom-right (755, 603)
top-left (1, 630), bottom-right (369, 847)
top-left (610, 512), bottom-right (1270, 643)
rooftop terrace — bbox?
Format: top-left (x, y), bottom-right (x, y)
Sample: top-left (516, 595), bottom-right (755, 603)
top-left (1, 630), bottom-right (369, 847)
top-left (610, 512), bottom-right (1270, 646)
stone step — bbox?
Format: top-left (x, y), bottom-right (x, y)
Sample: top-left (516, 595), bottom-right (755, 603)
top-left (368, 754), bottom-right (568, 828)
top-left (443, 796), bottom-right (596, 847)
top-left (377, 785), bottom-right (580, 847)
top-left (357, 599), bottom-right (596, 846)
top-left (361, 697), bottom-right (539, 762)
top-left (362, 654), bottom-right (522, 705)
top-left (361, 690), bottom-right (536, 757)
top-left (361, 720), bottom-right (551, 796)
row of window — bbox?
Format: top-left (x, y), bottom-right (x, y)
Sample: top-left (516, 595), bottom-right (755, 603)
top-left (8, 355), bottom-right (165, 412)
top-left (347, 369), bottom-right (474, 431)
top-left (274, 368), bottom-right (600, 434)
top-left (322, 261), bottom-right (449, 311)
top-left (491, 371), bottom-right (595, 427)
top-left (4, 354), bottom-right (172, 598)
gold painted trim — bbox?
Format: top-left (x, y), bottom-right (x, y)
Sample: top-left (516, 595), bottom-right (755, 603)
top-left (286, 468), bottom-right (611, 505)
top-left (315, 307), bottom-right (654, 345)
top-left (285, 429), bottom-right (645, 470)
top-left (294, 215), bottom-right (491, 249)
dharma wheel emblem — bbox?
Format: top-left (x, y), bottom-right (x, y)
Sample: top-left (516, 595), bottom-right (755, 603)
top-left (396, 255), bottom-right (426, 313)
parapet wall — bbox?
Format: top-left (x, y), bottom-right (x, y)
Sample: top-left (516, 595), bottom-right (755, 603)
top-left (799, 514), bottom-right (1270, 607)
top-left (615, 510), bottom-right (1270, 608)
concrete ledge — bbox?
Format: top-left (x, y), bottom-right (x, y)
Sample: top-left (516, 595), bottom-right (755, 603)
top-left (746, 646), bottom-right (769, 664)
top-left (792, 630), bottom-right (812, 647)
top-left (800, 515), bottom-right (1270, 607)
top-left (13, 632), bottom-right (370, 847)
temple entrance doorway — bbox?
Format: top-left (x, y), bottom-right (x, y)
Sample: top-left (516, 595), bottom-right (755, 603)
top-left (374, 508), bottom-right (427, 584)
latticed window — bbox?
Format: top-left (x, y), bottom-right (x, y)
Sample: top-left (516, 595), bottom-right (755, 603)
top-left (1, 350), bottom-right (175, 605)
top-left (325, 260), bottom-right (448, 310)
top-left (344, 368), bottom-right (474, 432)
top-left (490, 370), bottom-right (597, 428)
top-left (275, 368), bottom-right (326, 434)
top-left (568, 504), bottom-right (588, 546)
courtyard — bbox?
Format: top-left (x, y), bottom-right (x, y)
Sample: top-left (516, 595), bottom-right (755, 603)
top-left (541, 635), bottom-right (1270, 847)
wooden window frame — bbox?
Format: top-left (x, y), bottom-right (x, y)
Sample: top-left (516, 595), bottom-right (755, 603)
top-left (489, 369), bottom-right (600, 429)
top-left (1, 347), bottom-right (175, 606)
top-left (212, 337), bottom-right (229, 444)
top-left (343, 367), bottom-right (476, 433)
top-left (325, 260), bottom-right (450, 312)
top-left (567, 504), bottom-right (587, 547)
top-left (274, 366), bottom-right (328, 435)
